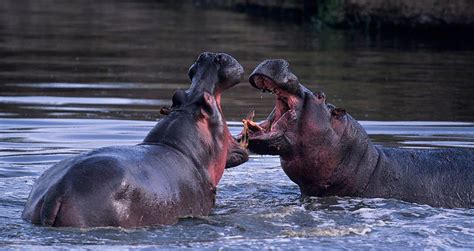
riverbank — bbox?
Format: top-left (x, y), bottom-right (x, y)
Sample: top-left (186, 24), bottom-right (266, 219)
top-left (192, 0), bottom-right (474, 33)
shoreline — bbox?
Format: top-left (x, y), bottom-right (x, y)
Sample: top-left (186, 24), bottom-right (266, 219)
top-left (188, 0), bottom-right (474, 33)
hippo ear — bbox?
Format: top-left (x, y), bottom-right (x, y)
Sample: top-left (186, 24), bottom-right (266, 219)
top-left (159, 106), bottom-right (171, 116)
top-left (171, 89), bottom-right (187, 108)
top-left (331, 108), bottom-right (346, 119)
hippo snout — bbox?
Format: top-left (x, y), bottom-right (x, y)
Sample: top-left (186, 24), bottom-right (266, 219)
top-left (215, 53), bottom-right (244, 91)
top-left (249, 59), bottom-right (302, 96)
top-left (188, 52), bottom-right (243, 94)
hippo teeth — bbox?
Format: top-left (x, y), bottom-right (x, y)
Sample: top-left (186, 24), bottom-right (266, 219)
top-left (250, 75), bottom-right (296, 135)
top-left (262, 88), bottom-right (276, 94)
top-left (243, 119), bottom-right (263, 132)
top-left (258, 78), bottom-right (278, 94)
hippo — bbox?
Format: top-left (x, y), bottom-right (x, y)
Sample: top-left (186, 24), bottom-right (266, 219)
top-left (242, 59), bottom-right (473, 208)
top-left (22, 52), bottom-right (249, 228)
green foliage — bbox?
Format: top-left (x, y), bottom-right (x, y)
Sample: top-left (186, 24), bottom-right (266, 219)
top-left (313, 0), bottom-right (346, 28)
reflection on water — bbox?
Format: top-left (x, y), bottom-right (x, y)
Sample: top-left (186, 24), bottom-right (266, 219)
top-left (0, 0), bottom-right (473, 249)
top-left (1, 0), bottom-right (474, 121)
top-left (0, 96), bottom-right (168, 106)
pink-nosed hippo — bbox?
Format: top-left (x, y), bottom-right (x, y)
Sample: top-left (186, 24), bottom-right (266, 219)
top-left (244, 59), bottom-right (473, 208)
top-left (22, 52), bottom-right (249, 228)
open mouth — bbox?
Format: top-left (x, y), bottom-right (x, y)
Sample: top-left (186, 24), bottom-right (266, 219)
top-left (241, 74), bottom-right (299, 143)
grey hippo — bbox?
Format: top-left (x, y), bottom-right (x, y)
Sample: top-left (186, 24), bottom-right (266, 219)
top-left (22, 52), bottom-right (249, 228)
top-left (242, 59), bottom-right (473, 208)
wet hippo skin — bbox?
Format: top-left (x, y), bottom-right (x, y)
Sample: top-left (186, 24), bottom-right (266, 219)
top-left (22, 52), bottom-right (249, 228)
top-left (243, 59), bottom-right (473, 208)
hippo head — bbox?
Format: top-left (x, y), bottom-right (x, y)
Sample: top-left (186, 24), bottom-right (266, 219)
top-left (245, 59), bottom-right (354, 158)
top-left (244, 59), bottom-right (378, 196)
top-left (152, 52), bottom-right (247, 186)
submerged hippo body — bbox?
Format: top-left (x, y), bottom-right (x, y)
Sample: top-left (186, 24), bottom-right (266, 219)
top-left (22, 52), bottom-right (249, 228)
top-left (244, 59), bottom-right (473, 208)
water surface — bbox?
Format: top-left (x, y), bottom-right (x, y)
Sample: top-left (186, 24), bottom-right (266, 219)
top-left (1, 0), bottom-right (473, 121)
top-left (1, 0), bottom-right (473, 249)
top-left (1, 119), bottom-right (474, 249)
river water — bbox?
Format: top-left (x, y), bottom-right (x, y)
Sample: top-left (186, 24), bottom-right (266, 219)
top-left (1, 0), bottom-right (473, 249)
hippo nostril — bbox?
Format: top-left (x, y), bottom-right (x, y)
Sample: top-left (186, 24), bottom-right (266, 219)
top-left (215, 54), bottom-right (229, 65)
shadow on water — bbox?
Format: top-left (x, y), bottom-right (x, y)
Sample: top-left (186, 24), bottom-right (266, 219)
top-left (0, 0), bottom-right (473, 249)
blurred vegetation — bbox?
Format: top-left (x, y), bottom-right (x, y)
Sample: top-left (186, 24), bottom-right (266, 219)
top-left (194, 0), bottom-right (474, 33)
top-left (312, 0), bottom-right (345, 29)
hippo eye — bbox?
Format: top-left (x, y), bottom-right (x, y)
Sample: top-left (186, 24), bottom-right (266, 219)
top-left (331, 108), bottom-right (346, 119)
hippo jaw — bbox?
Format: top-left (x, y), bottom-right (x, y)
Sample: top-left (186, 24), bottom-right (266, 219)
top-left (243, 75), bottom-right (297, 155)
